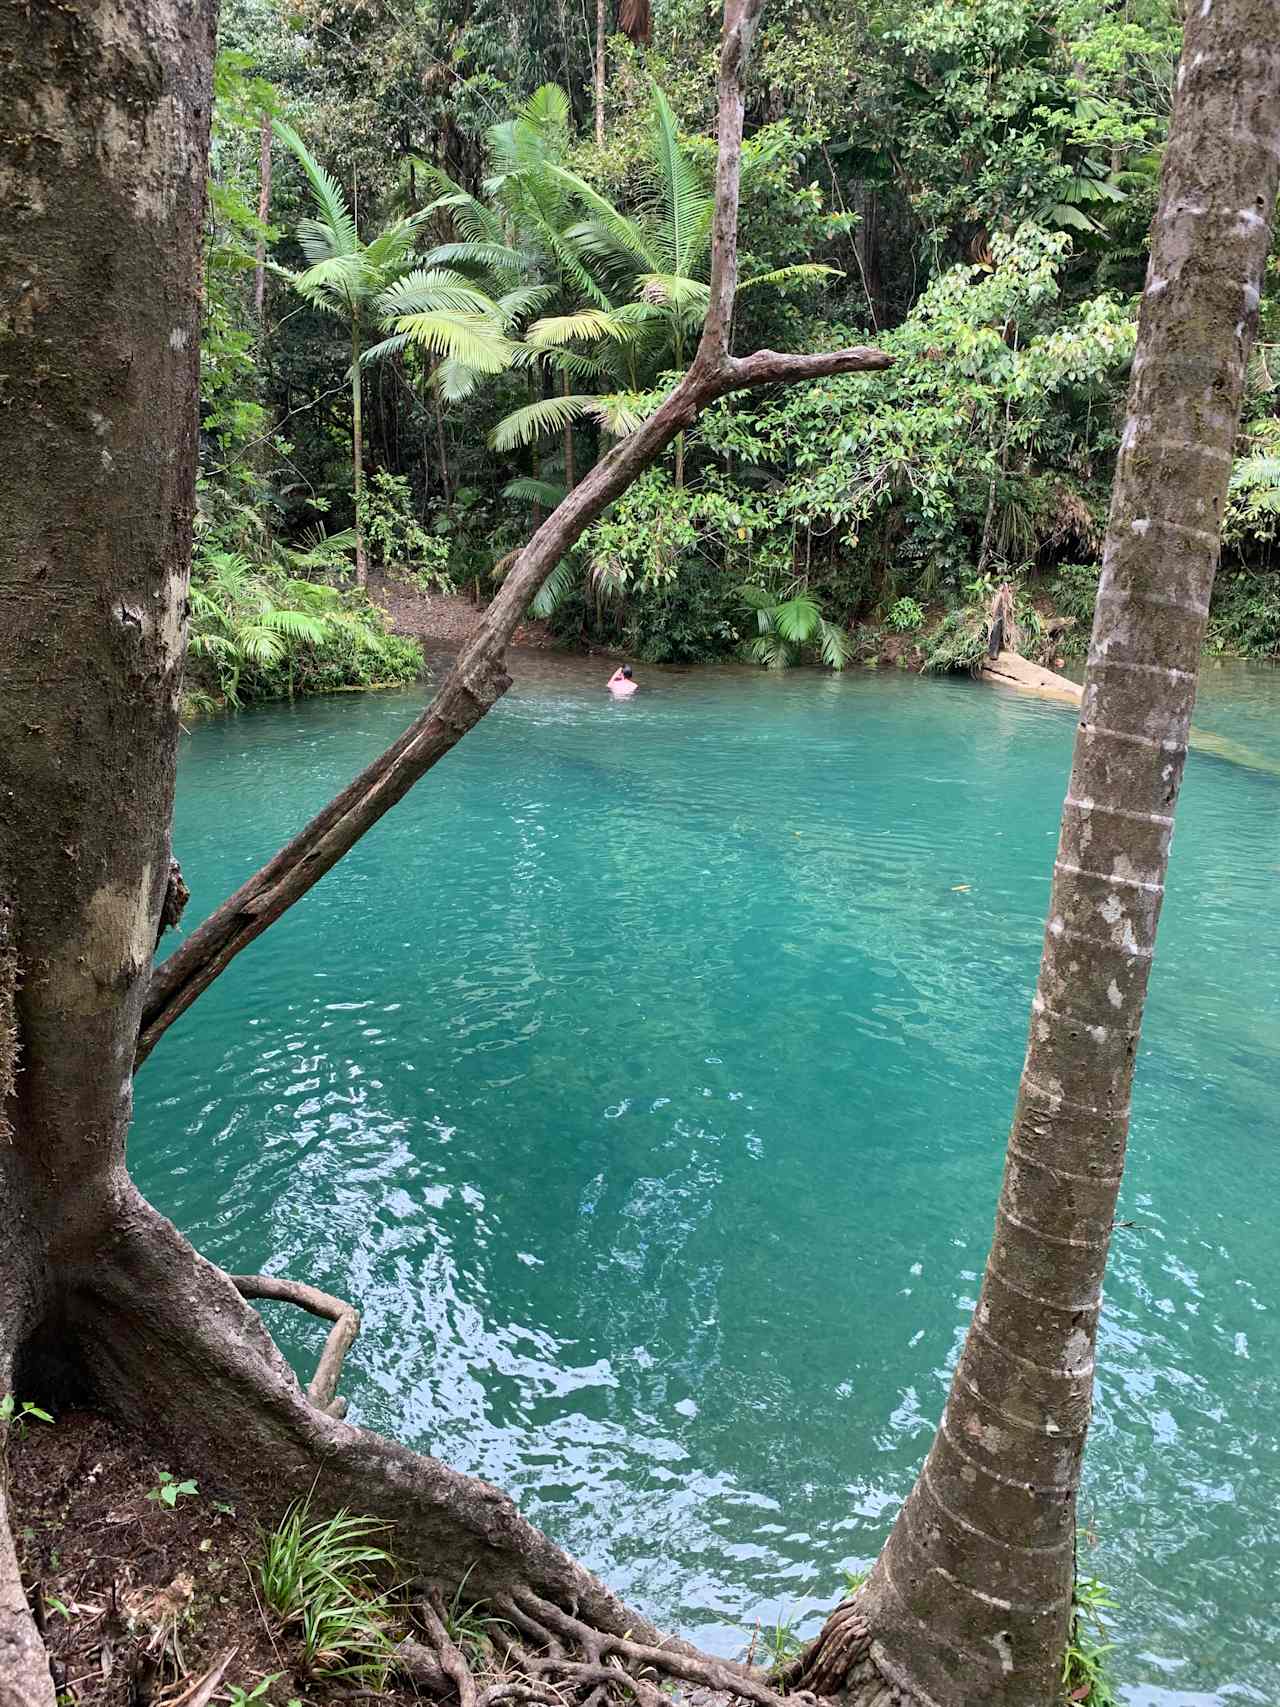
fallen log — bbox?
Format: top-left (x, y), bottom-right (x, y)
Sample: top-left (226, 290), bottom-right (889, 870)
top-left (980, 650), bottom-right (1280, 777)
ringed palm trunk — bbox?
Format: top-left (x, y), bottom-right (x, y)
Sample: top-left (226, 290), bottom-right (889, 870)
top-left (563, 369), bottom-right (577, 491)
top-left (595, 0), bottom-right (606, 146)
top-left (793, 5), bottom-right (1280, 1703)
top-left (352, 316), bottom-right (368, 586)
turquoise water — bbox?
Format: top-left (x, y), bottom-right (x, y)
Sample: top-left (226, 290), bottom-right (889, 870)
top-left (134, 656), bottom-right (1280, 1705)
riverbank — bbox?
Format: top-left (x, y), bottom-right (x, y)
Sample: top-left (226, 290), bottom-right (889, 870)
top-left (368, 572), bottom-right (556, 651)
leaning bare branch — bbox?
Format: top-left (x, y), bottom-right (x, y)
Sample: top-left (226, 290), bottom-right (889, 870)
top-left (230, 1274), bottom-right (360, 1416)
top-left (133, 0), bottom-right (889, 1070)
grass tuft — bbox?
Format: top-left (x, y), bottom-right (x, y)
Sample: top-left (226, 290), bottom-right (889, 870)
top-left (257, 1500), bottom-right (398, 1682)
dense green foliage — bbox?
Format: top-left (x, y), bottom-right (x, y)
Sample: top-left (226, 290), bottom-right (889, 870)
top-left (199, 0), bottom-right (1280, 683)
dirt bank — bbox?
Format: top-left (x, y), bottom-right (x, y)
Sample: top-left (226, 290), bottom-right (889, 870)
top-left (368, 571), bottom-right (556, 651)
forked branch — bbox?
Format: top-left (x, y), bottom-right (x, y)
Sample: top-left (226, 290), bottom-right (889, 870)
top-left (137, 0), bottom-right (891, 1067)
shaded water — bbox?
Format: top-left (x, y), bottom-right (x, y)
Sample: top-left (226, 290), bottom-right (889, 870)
top-left (135, 656), bottom-right (1280, 1704)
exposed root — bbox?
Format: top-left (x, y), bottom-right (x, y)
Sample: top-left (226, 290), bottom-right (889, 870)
top-left (230, 1274), bottom-right (359, 1417)
top-left (783, 1595), bottom-right (916, 1707)
top-left (0, 1483), bottom-right (55, 1707)
top-left (494, 1588), bottom-right (801, 1707)
top-left (44, 1199), bottom-right (910, 1707)
top-left (420, 1589), bottom-right (480, 1707)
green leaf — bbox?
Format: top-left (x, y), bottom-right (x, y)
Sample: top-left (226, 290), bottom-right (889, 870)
top-left (526, 309), bottom-right (632, 347)
top-left (530, 557), bottom-right (580, 618)
top-left (273, 120), bottom-right (358, 259)
top-left (773, 596), bottom-right (822, 645)
top-left (488, 394), bottom-right (599, 451)
top-left (502, 477), bottom-right (568, 508)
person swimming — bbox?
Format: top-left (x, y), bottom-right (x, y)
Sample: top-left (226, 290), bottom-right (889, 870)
top-left (607, 665), bottom-right (638, 698)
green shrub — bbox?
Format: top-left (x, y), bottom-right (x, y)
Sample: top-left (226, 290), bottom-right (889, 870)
top-left (186, 549), bottom-right (423, 708)
top-left (361, 471), bottom-right (453, 590)
top-left (886, 596), bottom-right (925, 632)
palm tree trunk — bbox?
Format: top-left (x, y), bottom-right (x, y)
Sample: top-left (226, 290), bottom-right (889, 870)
top-left (434, 378), bottom-right (451, 504)
top-left (351, 317), bottom-right (367, 587)
top-left (562, 370), bottom-right (576, 491)
top-left (793, 4), bottom-right (1280, 1702)
top-left (594, 0), bottom-right (606, 146)
top-left (253, 111), bottom-right (271, 321)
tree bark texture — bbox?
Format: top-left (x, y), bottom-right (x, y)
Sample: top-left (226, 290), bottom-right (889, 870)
top-left (253, 110), bottom-right (271, 321)
top-left (594, 0), bottom-right (606, 147)
top-left (0, 0), bottom-right (217, 1696)
top-left (793, 6), bottom-right (1280, 1704)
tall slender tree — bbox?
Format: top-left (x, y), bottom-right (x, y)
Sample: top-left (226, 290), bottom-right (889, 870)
top-left (272, 124), bottom-right (511, 584)
top-left (783, 3), bottom-right (1280, 1701)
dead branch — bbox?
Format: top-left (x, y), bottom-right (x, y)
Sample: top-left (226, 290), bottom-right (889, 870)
top-left (134, 0), bottom-right (890, 1070)
top-left (230, 1275), bottom-right (359, 1417)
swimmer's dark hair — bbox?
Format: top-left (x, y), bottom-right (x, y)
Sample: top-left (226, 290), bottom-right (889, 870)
top-left (622, 665), bottom-right (633, 678)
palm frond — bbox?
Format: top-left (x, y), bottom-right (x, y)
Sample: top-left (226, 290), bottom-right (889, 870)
top-left (488, 394), bottom-right (599, 451)
top-left (530, 556), bottom-right (580, 618)
top-left (295, 251), bottom-right (377, 312)
top-left (378, 268), bottom-right (503, 318)
top-left (503, 476), bottom-right (568, 507)
top-left (433, 358), bottom-right (482, 403)
top-left (496, 284), bottom-right (557, 328)
top-left (417, 178), bottom-right (503, 246)
top-left (257, 608), bottom-right (332, 642)
top-left (745, 633), bottom-right (791, 669)
top-left (634, 272), bottom-right (709, 309)
top-left (526, 309), bottom-right (632, 347)
top-left (817, 618), bottom-right (852, 670)
top-left (360, 332), bottom-right (411, 366)
top-left (772, 595), bottom-right (822, 645)
top-left (738, 263), bottom-right (843, 292)
top-left (422, 239), bottom-right (534, 278)
top-left (543, 166), bottom-right (658, 271)
top-left (391, 312), bottom-right (515, 372)
top-left (520, 83), bottom-right (571, 136)
top-left (648, 82), bottom-right (712, 277)
top-left (273, 120), bottom-right (359, 258)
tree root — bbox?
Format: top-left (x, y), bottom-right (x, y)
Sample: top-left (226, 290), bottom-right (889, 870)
top-left (14, 1194), bottom-right (906, 1707)
top-left (230, 1274), bottom-right (359, 1417)
top-left (781, 1594), bottom-right (916, 1707)
top-left (0, 1482), bottom-right (55, 1707)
